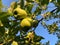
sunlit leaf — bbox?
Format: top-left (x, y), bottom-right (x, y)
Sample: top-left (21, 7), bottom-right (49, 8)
top-left (57, 0), bottom-right (60, 5)
top-left (25, 3), bottom-right (34, 14)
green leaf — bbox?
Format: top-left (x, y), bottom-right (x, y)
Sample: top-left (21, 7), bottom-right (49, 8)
top-left (0, 38), bottom-right (3, 44)
top-left (1, 18), bottom-right (10, 27)
top-left (34, 6), bottom-right (41, 15)
top-left (36, 0), bottom-right (41, 2)
top-left (57, 0), bottom-right (60, 5)
top-left (0, 12), bottom-right (8, 19)
top-left (20, 0), bottom-right (24, 9)
top-left (0, 12), bottom-right (11, 27)
top-left (47, 23), bottom-right (58, 33)
top-left (34, 36), bottom-right (44, 42)
top-left (0, 26), bottom-right (5, 36)
top-left (10, 2), bottom-right (17, 9)
top-left (26, 0), bottom-right (35, 2)
top-left (25, 3), bottom-right (34, 14)
top-left (40, 0), bottom-right (49, 5)
top-left (0, 0), bottom-right (3, 12)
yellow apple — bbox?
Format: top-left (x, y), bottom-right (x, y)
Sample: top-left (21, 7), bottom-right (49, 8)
top-left (13, 7), bottom-right (27, 19)
top-left (20, 17), bottom-right (33, 28)
top-left (12, 41), bottom-right (18, 45)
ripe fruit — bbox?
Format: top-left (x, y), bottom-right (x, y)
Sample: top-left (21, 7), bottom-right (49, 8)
top-left (20, 17), bottom-right (33, 30)
top-left (12, 41), bottom-right (18, 45)
top-left (13, 7), bottom-right (27, 19)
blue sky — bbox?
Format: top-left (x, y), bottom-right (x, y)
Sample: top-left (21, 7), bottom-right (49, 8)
top-left (2, 0), bottom-right (58, 45)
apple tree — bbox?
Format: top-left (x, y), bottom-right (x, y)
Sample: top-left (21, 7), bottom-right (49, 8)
top-left (0, 0), bottom-right (60, 45)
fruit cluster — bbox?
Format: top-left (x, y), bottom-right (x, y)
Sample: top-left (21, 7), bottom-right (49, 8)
top-left (7, 1), bottom-right (39, 32)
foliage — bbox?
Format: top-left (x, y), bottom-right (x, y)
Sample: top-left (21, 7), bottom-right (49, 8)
top-left (0, 0), bottom-right (60, 45)
top-left (0, 0), bottom-right (3, 12)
